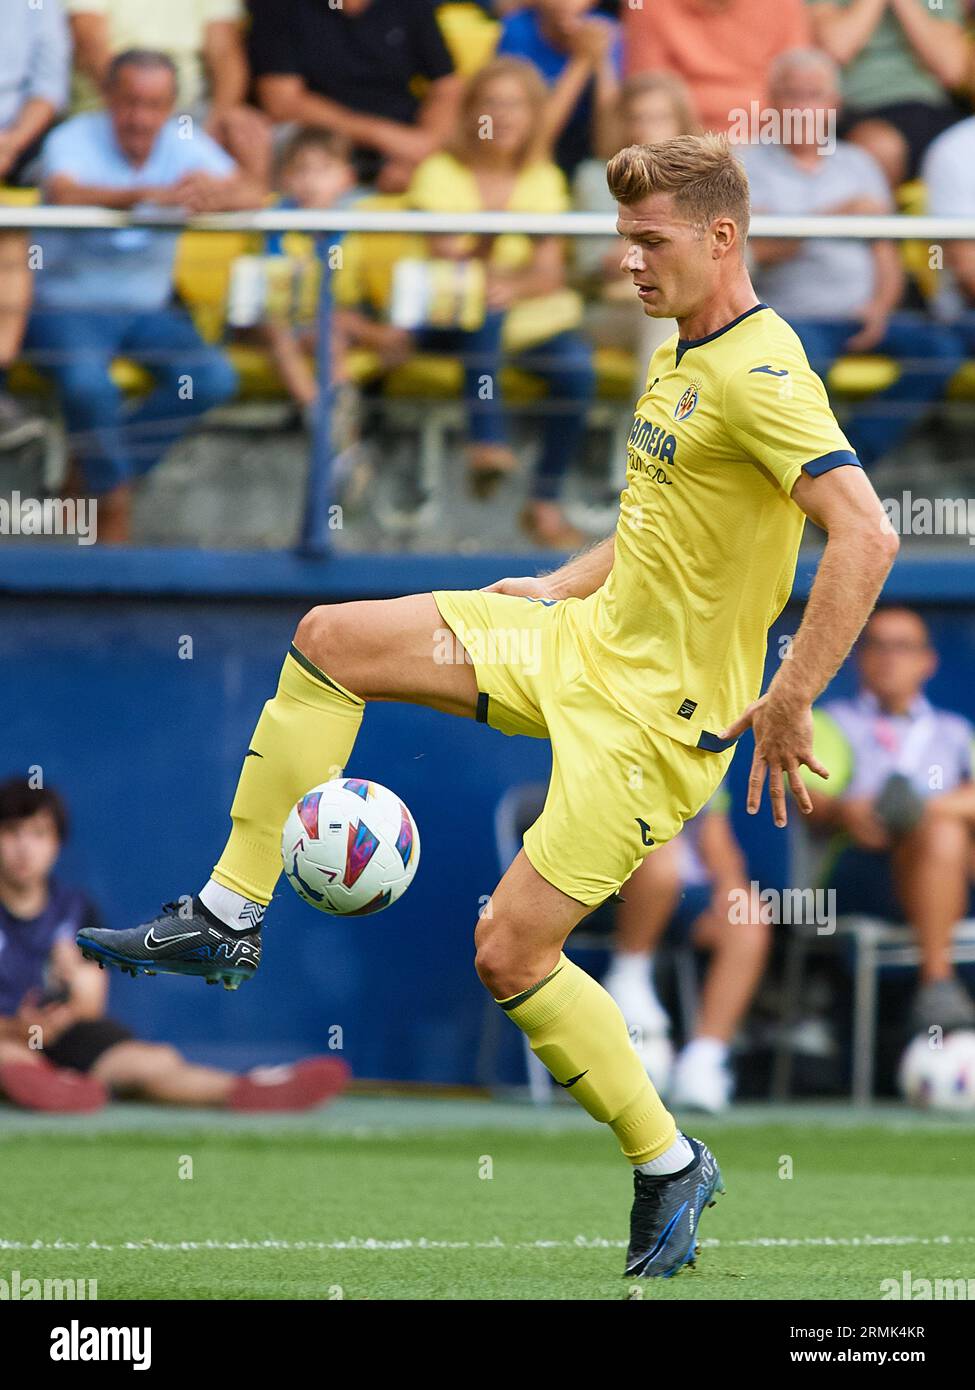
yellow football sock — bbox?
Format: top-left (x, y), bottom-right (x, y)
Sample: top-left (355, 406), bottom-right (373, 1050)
top-left (211, 644), bottom-right (364, 903)
top-left (498, 953), bottom-right (676, 1164)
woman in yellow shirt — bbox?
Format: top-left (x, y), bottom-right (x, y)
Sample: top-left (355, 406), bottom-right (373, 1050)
top-left (406, 57), bottom-right (595, 548)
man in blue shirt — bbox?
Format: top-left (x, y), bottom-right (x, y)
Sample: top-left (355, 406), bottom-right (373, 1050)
top-left (24, 49), bottom-right (262, 541)
top-left (0, 0), bottom-right (69, 452)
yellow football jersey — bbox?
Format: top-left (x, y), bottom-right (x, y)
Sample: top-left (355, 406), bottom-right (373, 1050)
top-left (570, 303), bottom-right (860, 751)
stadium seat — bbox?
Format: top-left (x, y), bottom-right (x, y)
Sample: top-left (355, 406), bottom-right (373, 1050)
top-left (0, 185), bottom-right (40, 208)
top-left (897, 178), bottom-right (940, 304)
top-left (175, 229), bottom-right (263, 343)
top-left (772, 818), bottom-right (975, 1104)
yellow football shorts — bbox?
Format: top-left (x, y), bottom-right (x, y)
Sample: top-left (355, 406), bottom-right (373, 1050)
top-left (432, 589), bottom-right (734, 906)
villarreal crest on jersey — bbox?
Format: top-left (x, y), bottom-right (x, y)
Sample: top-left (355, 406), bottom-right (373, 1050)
top-left (571, 303), bottom-right (860, 751)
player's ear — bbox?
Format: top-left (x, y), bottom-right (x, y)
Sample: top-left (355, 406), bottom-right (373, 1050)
top-left (712, 217), bottom-right (737, 258)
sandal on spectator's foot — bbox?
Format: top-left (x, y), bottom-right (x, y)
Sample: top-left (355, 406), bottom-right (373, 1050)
top-left (466, 444), bottom-right (519, 500)
top-left (520, 501), bottom-right (585, 551)
top-left (0, 1059), bottom-right (108, 1113)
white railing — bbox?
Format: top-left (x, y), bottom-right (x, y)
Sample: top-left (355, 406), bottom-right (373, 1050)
top-left (0, 206), bottom-right (974, 240)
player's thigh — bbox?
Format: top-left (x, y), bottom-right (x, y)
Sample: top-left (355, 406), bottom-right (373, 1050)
top-left (474, 847), bottom-right (593, 997)
top-left (294, 593), bottom-right (480, 716)
top-left (526, 701), bottom-right (732, 910)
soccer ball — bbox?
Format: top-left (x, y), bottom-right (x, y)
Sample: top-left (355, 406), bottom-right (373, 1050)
top-left (898, 1030), bottom-right (975, 1112)
top-left (281, 778), bottom-right (420, 915)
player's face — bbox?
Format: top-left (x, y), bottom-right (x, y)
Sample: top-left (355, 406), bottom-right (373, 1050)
top-left (858, 612), bottom-right (936, 708)
top-left (616, 193), bottom-right (718, 320)
top-left (0, 811), bottom-right (61, 893)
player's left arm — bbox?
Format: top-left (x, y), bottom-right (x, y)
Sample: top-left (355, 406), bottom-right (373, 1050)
top-left (721, 464), bottom-right (899, 827)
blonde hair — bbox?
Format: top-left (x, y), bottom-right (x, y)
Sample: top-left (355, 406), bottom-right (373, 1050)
top-left (619, 72), bottom-right (700, 139)
top-left (606, 133), bottom-right (750, 238)
top-left (451, 56), bottom-right (551, 168)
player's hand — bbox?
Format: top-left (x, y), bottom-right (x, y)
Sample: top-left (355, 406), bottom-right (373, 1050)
top-left (719, 693), bottom-right (829, 828)
top-left (481, 575), bottom-right (557, 600)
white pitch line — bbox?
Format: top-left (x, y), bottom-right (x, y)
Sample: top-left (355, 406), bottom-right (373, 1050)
top-left (2, 1234), bottom-right (975, 1254)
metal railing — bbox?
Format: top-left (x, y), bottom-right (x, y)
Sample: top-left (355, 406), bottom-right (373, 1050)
top-left (2, 206), bottom-right (975, 238)
top-left (5, 206), bottom-right (974, 553)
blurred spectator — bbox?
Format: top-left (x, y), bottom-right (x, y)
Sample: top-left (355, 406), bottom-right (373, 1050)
top-left (923, 114), bottom-right (975, 352)
top-left (248, 0), bottom-right (463, 192)
top-left (804, 608), bottom-right (975, 1036)
top-left (65, 0), bottom-right (271, 185)
top-left (623, 0), bottom-right (811, 137)
top-left (405, 57), bottom-right (596, 547)
top-left (261, 128), bottom-right (384, 509)
top-left (604, 789), bottom-right (769, 1113)
top-left (0, 778), bottom-right (350, 1114)
top-left (496, 1), bottom-right (623, 176)
top-left (485, 0), bottom-right (621, 12)
top-left (0, 0), bottom-right (70, 452)
top-left (809, 0), bottom-right (970, 188)
top-left (573, 73), bottom-right (698, 376)
top-left (263, 129), bottom-right (361, 415)
top-left (24, 51), bottom-right (261, 542)
top-left (743, 48), bottom-right (962, 470)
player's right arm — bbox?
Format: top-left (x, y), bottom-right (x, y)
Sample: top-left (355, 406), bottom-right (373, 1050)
top-left (483, 535), bottom-right (615, 601)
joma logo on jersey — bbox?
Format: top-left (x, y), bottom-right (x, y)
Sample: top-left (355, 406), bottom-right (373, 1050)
top-left (627, 416), bottom-right (678, 468)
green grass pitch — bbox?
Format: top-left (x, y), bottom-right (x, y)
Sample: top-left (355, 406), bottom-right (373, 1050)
top-left (3, 1098), bottom-right (974, 1300)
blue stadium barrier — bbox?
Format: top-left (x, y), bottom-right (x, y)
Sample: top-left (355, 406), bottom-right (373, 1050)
top-left (4, 552), bottom-right (975, 1083)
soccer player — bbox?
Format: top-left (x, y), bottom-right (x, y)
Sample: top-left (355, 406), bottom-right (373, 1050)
top-left (79, 135), bottom-right (898, 1278)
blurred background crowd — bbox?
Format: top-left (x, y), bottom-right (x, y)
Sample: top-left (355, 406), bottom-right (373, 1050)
top-left (2, 0), bottom-right (975, 547)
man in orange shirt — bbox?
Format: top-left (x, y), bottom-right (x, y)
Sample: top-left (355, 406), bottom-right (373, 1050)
top-left (623, 0), bottom-right (811, 135)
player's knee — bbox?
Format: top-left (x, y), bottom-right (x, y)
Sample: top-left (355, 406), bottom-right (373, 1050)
top-left (294, 603), bottom-right (343, 669)
top-left (474, 915), bottom-right (545, 1000)
top-left (294, 601), bottom-right (378, 694)
top-left (474, 935), bottom-right (516, 999)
